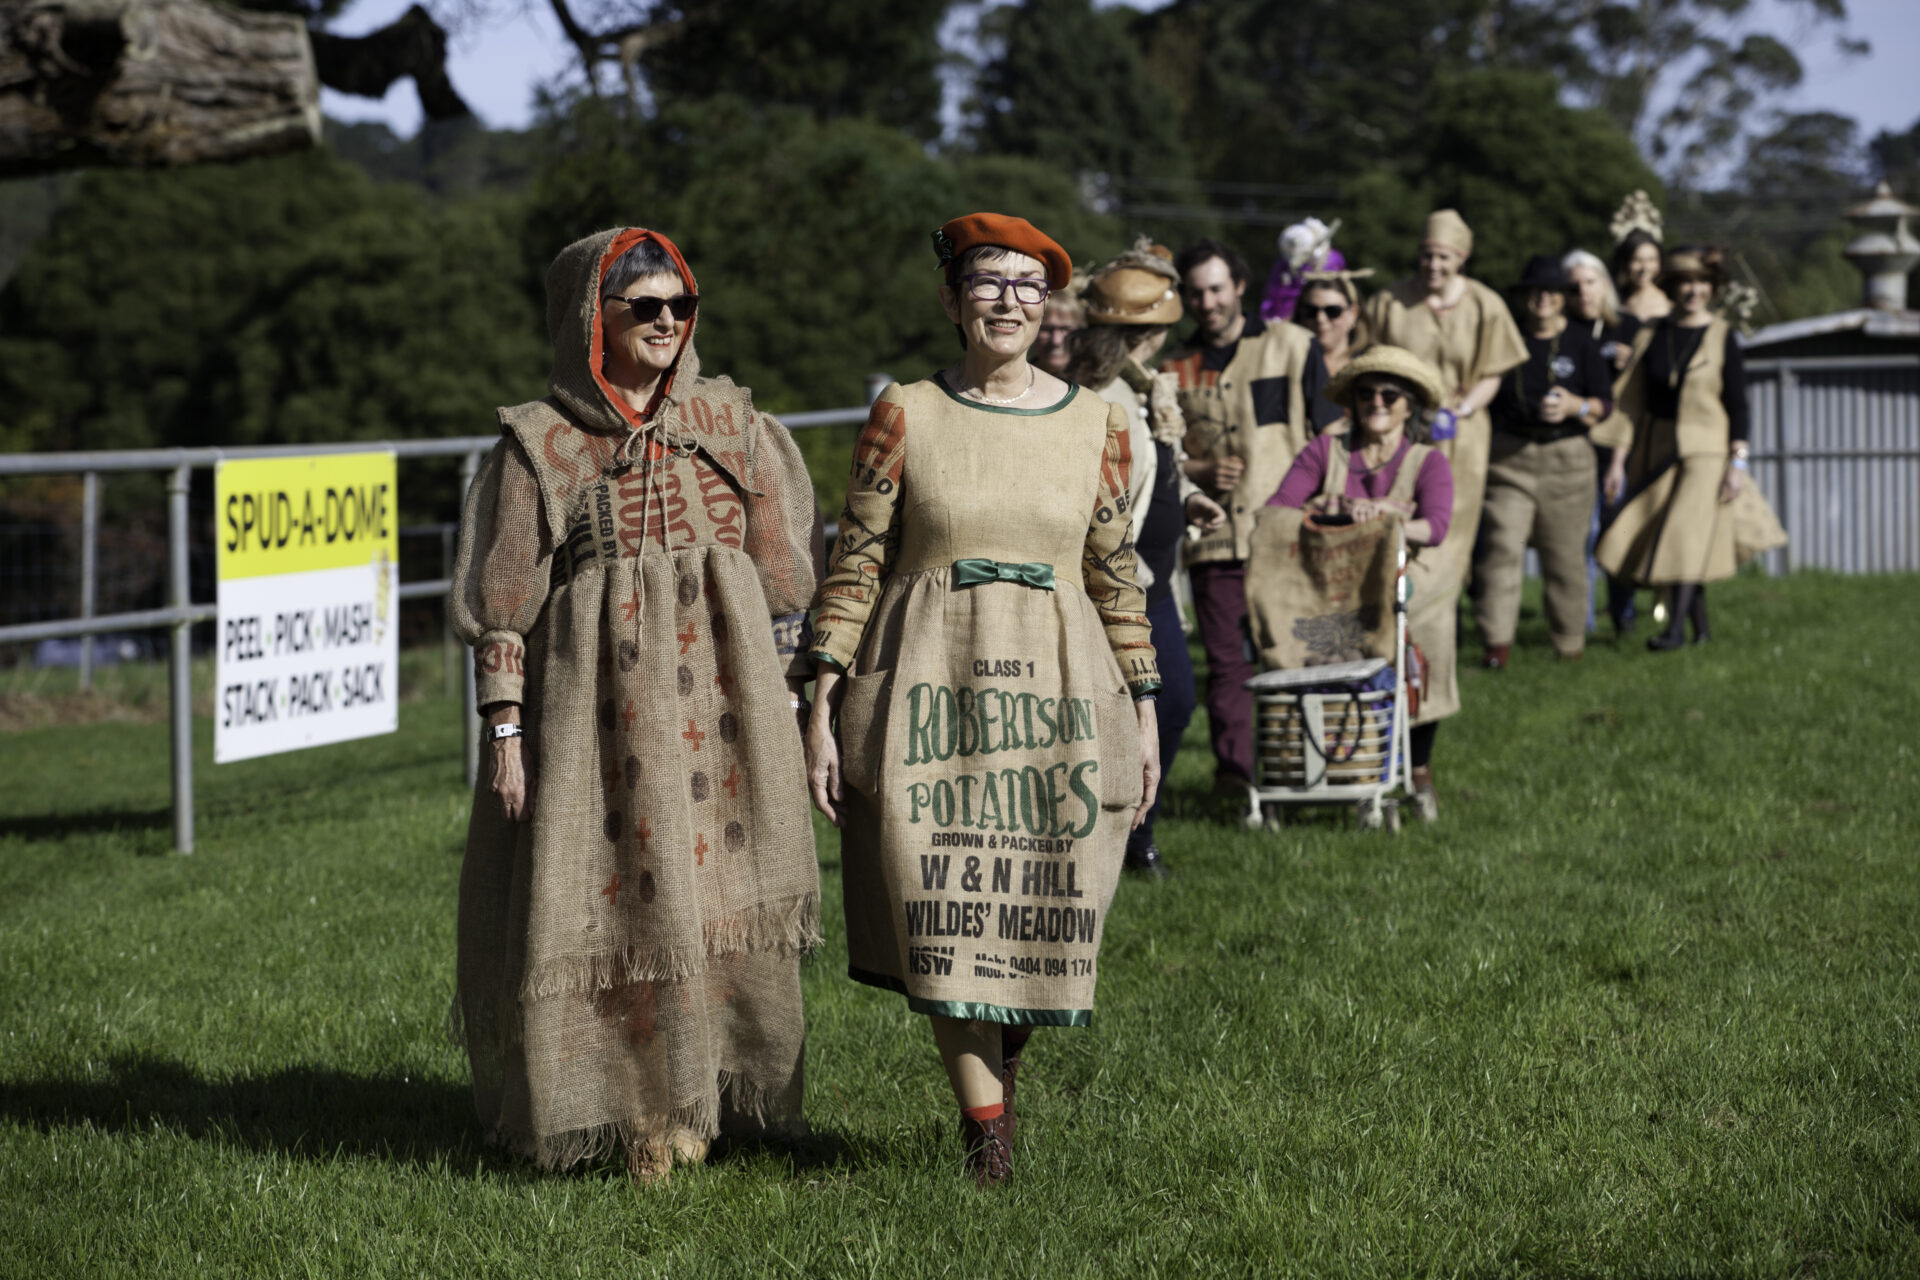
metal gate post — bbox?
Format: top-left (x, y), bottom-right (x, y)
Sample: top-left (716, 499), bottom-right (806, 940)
top-left (441, 524), bottom-right (458, 699)
top-left (78, 471), bottom-right (98, 690)
top-left (166, 463), bottom-right (195, 853)
top-left (460, 450), bottom-right (481, 790)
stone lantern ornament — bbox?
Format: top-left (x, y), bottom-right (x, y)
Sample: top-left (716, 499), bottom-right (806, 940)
top-left (1843, 181), bottom-right (1920, 313)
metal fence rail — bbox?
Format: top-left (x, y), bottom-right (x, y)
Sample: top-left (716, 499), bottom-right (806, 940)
top-left (9, 354), bottom-right (1915, 851)
top-left (0, 396), bottom-right (875, 853)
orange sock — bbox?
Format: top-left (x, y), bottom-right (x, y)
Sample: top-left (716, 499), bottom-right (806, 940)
top-left (960, 1102), bottom-right (1004, 1122)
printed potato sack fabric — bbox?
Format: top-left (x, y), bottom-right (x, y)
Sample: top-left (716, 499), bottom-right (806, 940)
top-left (1245, 508), bottom-right (1399, 670)
top-left (451, 227), bottom-right (821, 1169)
top-left (813, 379), bottom-right (1156, 1025)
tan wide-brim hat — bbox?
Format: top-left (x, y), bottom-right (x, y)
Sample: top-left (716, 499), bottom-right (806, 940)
top-left (1324, 345), bottom-right (1447, 413)
top-left (1085, 265), bottom-right (1183, 326)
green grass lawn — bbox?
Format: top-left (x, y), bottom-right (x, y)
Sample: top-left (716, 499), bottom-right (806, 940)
top-left (3, 571), bottom-right (1917, 1277)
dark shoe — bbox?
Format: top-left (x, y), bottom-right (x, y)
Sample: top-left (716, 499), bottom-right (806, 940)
top-left (1647, 629), bottom-right (1688, 652)
top-left (959, 1110), bottom-right (1013, 1188)
top-left (1480, 644), bottom-right (1510, 670)
top-left (1124, 840), bottom-right (1171, 879)
top-left (1210, 772), bottom-right (1250, 799)
top-left (1691, 630), bottom-right (1710, 646)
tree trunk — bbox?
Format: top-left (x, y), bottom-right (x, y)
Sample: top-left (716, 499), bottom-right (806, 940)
top-left (0, 0), bottom-right (319, 178)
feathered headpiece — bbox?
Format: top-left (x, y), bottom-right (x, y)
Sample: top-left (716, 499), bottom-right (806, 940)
top-left (1610, 190), bottom-right (1664, 246)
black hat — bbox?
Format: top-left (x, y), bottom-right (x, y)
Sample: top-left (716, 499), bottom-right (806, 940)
top-left (1513, 254), bottom-right (1571, 292)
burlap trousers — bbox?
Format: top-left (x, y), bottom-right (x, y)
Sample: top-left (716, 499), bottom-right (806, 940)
top-left (1473, 432), bottom-right (1598, 655)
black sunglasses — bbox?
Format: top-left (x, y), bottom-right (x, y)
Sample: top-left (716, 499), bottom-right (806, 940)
top-left (610, 293), bottom-right (698, 323)
top-left (1354, 383), bottom-right (1406, 407)
top-left (1300, 304), bottom-right (1347, 321)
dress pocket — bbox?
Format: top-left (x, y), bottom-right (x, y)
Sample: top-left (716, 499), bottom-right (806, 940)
top-left (837, 669), bottom-right (891, 795)
top-left (1097, 688), bottom-right (1143, 811)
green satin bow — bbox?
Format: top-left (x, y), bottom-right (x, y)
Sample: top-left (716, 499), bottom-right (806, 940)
top-left (951, 558), bottom-right (1055, 591)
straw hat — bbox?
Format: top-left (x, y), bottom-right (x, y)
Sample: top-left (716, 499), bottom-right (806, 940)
top-left (1085, 239), bottom-right (1182, 326)
top-left (1324, 345), bottom-right (1447, 413)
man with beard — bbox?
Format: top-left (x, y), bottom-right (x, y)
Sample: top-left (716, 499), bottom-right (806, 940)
top-left (1160, 238), bottom-right (1340, 794)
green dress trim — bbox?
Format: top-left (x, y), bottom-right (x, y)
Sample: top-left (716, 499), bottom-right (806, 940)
top-left (846, 966), bottom-right (1093, 1028)
top-left (933, 372), bottom-right (1080, 417)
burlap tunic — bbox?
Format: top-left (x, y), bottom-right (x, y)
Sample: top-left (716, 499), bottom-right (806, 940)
top-left (1362, 278), bottom-right (1528, 581)
top-left (452, 229), bottom-right (822, 1168)
top-left (811, 378), bottom-right (1158, 1025)
top-left (1596, 317), bottom-right (1787, 584)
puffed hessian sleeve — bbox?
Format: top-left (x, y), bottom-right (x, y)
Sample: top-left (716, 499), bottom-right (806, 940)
top-left (451, 434), bottom-right (552, 708)
top-left (1473, 283), bottom-right (1529, 382)
top-left (1084, 401), bottom-right (1160, 696)
top-left (741, 409), bottom-right (825, 679)
top-left (808, 386), bottom-right (908, 672)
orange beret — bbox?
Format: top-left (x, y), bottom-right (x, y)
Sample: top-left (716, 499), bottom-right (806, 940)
top-left (932, 213), bottom-right (1073, 291)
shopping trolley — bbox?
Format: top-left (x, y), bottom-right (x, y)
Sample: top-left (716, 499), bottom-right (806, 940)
top-left (1242, 530), bottom-right (1413, 832)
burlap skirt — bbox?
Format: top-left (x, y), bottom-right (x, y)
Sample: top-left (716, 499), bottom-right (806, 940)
top-left (1434, 407), bottom-right (1491, 591)
top-left (1406, 539), bottom-right (1462, 725)
top-left (457, 545), bottom-right (817, 1168)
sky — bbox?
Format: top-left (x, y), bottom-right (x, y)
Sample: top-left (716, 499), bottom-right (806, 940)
top-left (321, 0), bottom-right (1920, 158)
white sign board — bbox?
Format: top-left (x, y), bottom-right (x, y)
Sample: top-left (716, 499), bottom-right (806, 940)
top-left (215, 452), bottom-right (399, 763)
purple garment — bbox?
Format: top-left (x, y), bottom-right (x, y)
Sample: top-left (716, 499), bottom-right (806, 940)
top-left (1258, 248), bottom-right (1347, 324)
top-left (1190, 561), bottom-right (1255, 784)
top-left (1267, 434), bottom-right (1456, 544)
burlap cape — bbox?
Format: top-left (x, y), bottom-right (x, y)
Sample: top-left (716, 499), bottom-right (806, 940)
top-left (811, 378), bottom-right (1155, 1024)
top-left (451, 227), bottom-right (822, 1168)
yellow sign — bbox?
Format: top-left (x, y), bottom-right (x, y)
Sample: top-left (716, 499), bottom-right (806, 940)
top-left (217, 452), bottom-right (398, 581)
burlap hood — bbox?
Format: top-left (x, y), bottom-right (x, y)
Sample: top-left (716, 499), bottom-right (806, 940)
top-left (543, 226), bottom-right (703, 436)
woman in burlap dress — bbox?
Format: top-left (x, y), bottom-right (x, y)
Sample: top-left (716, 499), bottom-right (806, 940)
top-left (805, 213), bottom-right (1161, 1187)
top-left (1360, 210), bottom-right (1527, 762)
top-left (1597, 246), bottom-right (1786, 649)
top-left (451, 228), bottom-right (823, 1184)
top-left (1263, 347), bottom-right (1457, 819)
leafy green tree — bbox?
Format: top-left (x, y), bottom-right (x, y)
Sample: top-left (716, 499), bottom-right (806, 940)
top-left (1870, 115), bottom-right (1920, 201)
top-left (1335, 71), bottom-right (1663, 289)
top-left (969, 0), bottom-right (1188, 182)
top-left (0, 151), bottom-right (545, 456)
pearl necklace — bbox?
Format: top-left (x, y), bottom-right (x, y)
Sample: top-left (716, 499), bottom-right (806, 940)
top-left (960, 364), bottom-right (1035, 406)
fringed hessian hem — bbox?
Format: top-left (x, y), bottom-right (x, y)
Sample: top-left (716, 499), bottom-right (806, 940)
top-left (516, 890), bottom-right (821, 1007)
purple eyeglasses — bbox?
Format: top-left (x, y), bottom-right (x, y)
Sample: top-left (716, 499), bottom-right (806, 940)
top-left (962, 273), bottom-right (1051, 306)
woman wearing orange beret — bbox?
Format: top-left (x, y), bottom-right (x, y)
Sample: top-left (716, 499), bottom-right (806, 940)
top-left (805, 212), bottom-right (1161, 1187)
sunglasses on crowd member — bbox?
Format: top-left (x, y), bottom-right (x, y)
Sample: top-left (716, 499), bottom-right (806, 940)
top-left (1355, 382), bottom-right (1406, 407)
top-left (1299, 304), bottom-right (1347, 322)
top-left (610, 293), bottom-right (699, 323)
top-left (962, 273), bottom-right (1052, 306)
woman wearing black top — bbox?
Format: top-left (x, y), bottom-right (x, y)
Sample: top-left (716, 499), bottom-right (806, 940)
top-left (1597, 246), bottom-right (1751, 650)
top-left (1473, 255), bottom-right (1616, 666)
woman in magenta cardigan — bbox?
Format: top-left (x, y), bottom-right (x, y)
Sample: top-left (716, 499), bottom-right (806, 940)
top-left (1265, 346), bottom-right (1456, 819)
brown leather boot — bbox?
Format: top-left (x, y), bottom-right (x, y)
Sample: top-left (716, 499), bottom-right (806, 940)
top-left (959, 1109), bottom-right (1013, 1188)
top-left (1001, 1026), bottom-right (1033, 1143)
